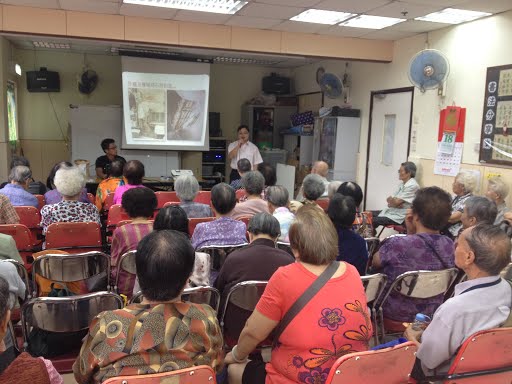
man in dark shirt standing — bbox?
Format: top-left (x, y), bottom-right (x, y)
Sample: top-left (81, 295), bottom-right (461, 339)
top-left (95, 138), bottom-right (126, 180)
top-left (215, 212), bottom-right (293, 345)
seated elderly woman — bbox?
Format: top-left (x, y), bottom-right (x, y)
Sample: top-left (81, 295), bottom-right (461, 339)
top-left (230, 158), bottom-right (252, 190)
top-left (113, 160), bottom-right (145, 205)
top-left (40, 166), bottom-right (100, 234)
top-left (225, 206), bottom-right (371, 384)
top-left (215, 212), bottom-right (293, 344)
top-left (373, 161), bottom-right (420, 229)
top-left (328, 194), bottom-right (368, 275)
top-left (337, 181), bottom-right (373, 238)
top-left (445, 170), bottom-right (478, 238)
top-left (459, 196), bottom-right (497, 234)
top-left (372, 186), bottom-right (455, 324)
top-left (192, 183), bottom-right (247, 250)
top-left (132, 205), bottom-right (210, 295)
top-left (73, 230), bottom-right (223, 383)
top-left (0, 166), bottom-right (38, 208)
top-left (485, 176), bottom-right (509, 224)
top-left (94, 159), bottom-right (126, 211)
top-left (230, 171), bottom-right (269, 219)
top-left (111, 187), bottom-right (156, 297)
top-left (266, 185), bottom-right (295, 243)
top-left (289, 173), bottom-right (328, 214)
top-left (174, 174), bottom-right (213, 218)
top-left (407, 224), bottom-right (512, 379)
top-left (0, 277), bottom-right (63, 384)
top-left (44, 162), bottom-right (90, 205)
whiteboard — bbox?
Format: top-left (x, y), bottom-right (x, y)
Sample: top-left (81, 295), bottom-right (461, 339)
top-left (70, 105), bottom-right (180, 179)
top-left (276, 163), bottom-right (295, 199)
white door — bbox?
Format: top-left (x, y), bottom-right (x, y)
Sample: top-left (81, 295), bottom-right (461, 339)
top-left (365, 89), bottom-right (413, 210)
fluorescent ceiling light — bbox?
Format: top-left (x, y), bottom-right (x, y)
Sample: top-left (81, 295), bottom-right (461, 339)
top-left (291, 9), bottom-right (355, 25)
top-left (32, 41), bottom-right (70, 49)
top-left (415, 8), bottom-right (492, 24)
top-left (123, 0), bottom-right (247, 14)
top-left (340, 15), bottom-right (405, 29)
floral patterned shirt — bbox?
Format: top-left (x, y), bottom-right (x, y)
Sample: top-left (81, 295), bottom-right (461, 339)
top-left (180, 201), bottom-right (213, 219)
top-left (73, 302), bottom-right (223, 384)
top-left (379, 233), bottom-right (455, 322)
top-left (256, 262), bottom-right (371, 384)
top-left (273, 207), bottom-right (295, 243)
top-left (40, 200), bottom-right (100, 234)
top-left (191, 216), bottom-right (247, 250)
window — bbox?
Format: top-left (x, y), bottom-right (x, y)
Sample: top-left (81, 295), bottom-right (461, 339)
top-left (7, 81), bottom-right (18, 147)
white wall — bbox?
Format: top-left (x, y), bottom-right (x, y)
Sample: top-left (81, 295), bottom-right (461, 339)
top-left (293, 10), bottom-right (512, 189)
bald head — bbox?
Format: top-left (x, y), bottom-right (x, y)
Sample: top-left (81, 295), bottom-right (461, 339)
top-left (312, 161), bottom-right (329, 177)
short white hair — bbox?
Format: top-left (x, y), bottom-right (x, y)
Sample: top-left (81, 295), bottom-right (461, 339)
top-left (54, 166), bottom-right (85, 197)
top-left (487, 176), bottom-right (509, 199)
top-left (455, 171), bottom-right (478, 194)
top-left (174, 174), bottom-right (199, 202)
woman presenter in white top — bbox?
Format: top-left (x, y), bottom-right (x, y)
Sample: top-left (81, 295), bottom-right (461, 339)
top-left (228, 125), bottom-right (263, 183)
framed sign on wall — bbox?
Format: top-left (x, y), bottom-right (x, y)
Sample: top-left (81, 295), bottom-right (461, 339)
top-left (479, 64), bottom-right (512, 166)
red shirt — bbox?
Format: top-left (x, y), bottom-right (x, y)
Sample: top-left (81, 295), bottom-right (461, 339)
top-left (256, 262), bottom-right (371, 384)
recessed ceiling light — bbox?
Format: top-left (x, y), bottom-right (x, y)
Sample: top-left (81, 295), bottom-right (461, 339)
top-left (122, 0), bottom-right (247, 14)
top-left (415, 8), bottom-right (492, 24)
top-left (291, 9), bottom-right (355, 25)
top-left (340, 15), bottom-right (405, 29)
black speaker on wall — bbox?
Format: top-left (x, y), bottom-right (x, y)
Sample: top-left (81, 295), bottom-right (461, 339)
top-left (26, 67), bottom-right (60, 92)
top-left (262, 73), bottom-right (290, 95)
top-left (209, 112), bottom-right (222, 137)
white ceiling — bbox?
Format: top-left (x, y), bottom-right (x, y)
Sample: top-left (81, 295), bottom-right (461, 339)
top-left (0, 0), bottom-right (510, 41)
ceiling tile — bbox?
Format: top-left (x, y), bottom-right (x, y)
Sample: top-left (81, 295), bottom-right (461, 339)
top-left (361, 29), bottom-right (417, 40)
top-left (272, 20), bottom-right (330, 33)
top-left (0, 0), bottom-right (59, 7)
top-left (455, 0), bottom-right (512, 14)
top-left (253, 0), bottom-right (322, 6)
top-left (315, 0), bottom-right (390, 13)
top-left (402, 0), bottom-right (468, 6)
top-left (387, 19), bottom-right (452, 32)
top-left (226, 15), bottom-right (282, 29)
top-left (120, 4), bottom-right (178, 19)
top-left (173, 10), bottom-right (232, 24)
top-left (58, 0), bottom-right (120, 14)
top-left (238, 3), bottom-right (305, 20)
top-left (368, 1), bottom-right (443, 19)
top-left (320, 25), bottom-right (370, 38)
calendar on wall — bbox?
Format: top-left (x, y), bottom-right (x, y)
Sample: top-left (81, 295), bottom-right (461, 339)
top-left (479, 64), bottom-right (512, 166)
top-left (434, 106), bottom-right (465, 176)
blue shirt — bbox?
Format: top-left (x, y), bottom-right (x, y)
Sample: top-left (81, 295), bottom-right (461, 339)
top-left (337, 227), bottom-right (368, 275)
top-left (0, 183), bottom-right (38, 208)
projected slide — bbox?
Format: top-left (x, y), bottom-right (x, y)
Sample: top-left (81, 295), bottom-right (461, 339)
top-left (122, 72), bottom-right (209, 150)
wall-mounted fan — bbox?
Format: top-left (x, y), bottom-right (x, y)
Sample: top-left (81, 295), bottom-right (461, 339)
top-left (318, 72), bottom-right (344, 99)
top-left (78, 69), bottom-right (98, 95)
top-left (408, 49), bottom-right (449, 93)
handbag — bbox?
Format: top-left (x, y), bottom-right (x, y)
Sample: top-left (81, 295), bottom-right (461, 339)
top-left (272, 261), bottom-right (339, 349)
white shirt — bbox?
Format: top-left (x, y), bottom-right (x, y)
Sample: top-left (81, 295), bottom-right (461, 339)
top-left (417, 276), bottom-right (511, 375)
top-left (228, 140), bottom-right (263, 170)
top-left (378, 177), bottom-right (420, 223)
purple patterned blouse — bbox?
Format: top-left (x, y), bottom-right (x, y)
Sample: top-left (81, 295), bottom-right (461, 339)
top-left (191, 216), bottom-right (247, 250)
top-left (379, 233), bottom-right (455, 322)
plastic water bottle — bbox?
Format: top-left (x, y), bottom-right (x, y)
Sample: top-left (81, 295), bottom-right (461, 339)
top-left (411, 313), bottom-right (431, 331)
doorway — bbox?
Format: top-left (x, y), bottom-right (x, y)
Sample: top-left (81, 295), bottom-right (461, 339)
top-left (364, 87), bottom-right (414, 210)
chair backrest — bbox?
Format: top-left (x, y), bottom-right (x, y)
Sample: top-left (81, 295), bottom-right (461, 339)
top-left (1, 259), bottom-right (31, 300)
top-left (163, 201), bottom-right (181, 208)
top-left (364, 237), bottom-right (380, 258)
top-left (34, 195), bottom-right (45, 210)
top-left (45, 222), bottom-right (102, 253)
top-left (182, 286), bottom-right (221, 313)
top-left (194, 190), bottom-right (211, 205)
top-left (235, 189), bottom-right (246, 201)
top-left (501, 262), bottom-right (512, 280)
top-left (107, 204), bottom-right (131, 228)
top-left (115, 250), bottom-right (137, 293)
top-left (360, 273), bottom-right (388, 305)
top-left (236, 216), bottom-right (251, 228)
top-left (188, 217), bottom-right (215, 237)
top-left (0, 224), bottom-right (35, 269)
top-left (197, 244), bottom-right (248, 271)
top-left (31, 251), bottom-right (110, 297)
top-left (102, 365), bottom-right (216, 384)
top-left (14, 206), bottom-right (41, 229)
top-left (21, 292), bottom-right (123, 341)
top-left (103, 193), bottom-right (115, 211)
top-left (220, 280), bottom-right (268, 329)
top-left (442, 328), bottom-right (512, 384)
top-left (325, 342), bottom-right (418, 384)
top-left (155, 191), bottom-right (179, 208)
top-left (380, 268), bottom-right (459, 306)
top-left (316, 198), bottom-right (329, 212)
